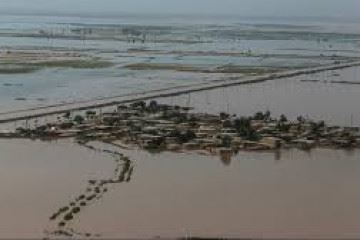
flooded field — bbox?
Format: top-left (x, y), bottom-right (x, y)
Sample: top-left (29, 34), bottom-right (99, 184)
top-left (1, 139), bottom-right (360, 238)
top-left (157, 66), bottom-right (360, 126)
top-left (1, 13), bottom-right (360, 239)
top-left (1, 14), bottom-right (360, 113)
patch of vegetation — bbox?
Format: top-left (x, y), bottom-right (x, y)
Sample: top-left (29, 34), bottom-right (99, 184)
top-left (168, 129), bottom-right (197, 144)
top-left (64, 213), bottom-right (73, 221)
top-left (125, 63), bottom-right (201, 72)
top-left (0, 58), bottom-right (113, 74)
top-left (0, 66), bottom-right (39, 74)
top-left (233, 116), bottom-right (260, 141)
top-left (125, 62), bottom-right (285, 75)
top-left (210, 65), bottom-right (282, 74)
top-left (29, 59), bottom-right (113, 69)
top-left (73, 115), bottom-right (85, 124)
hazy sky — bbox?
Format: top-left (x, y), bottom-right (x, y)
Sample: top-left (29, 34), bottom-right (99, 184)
top-left (1, 0), bottom-right (360, 18)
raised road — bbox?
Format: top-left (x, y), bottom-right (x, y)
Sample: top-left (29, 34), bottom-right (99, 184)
top-left (0, 60), bottom-right (360, 124)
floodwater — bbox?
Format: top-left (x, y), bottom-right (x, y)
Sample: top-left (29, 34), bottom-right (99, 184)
top-left (157, 65), bottom-right (360, 126)
top-left (0, 14), bottom-right (360, 113)
top-left (0, 139), bottom-right (115, 238)
top-left (1, 14), bottom-right (360, 239)
top-left (1, 139), bottom-right (360, 238)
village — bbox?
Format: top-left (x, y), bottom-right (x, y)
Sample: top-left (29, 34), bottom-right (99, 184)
top-left (1, 100), bottom-right (360, 157)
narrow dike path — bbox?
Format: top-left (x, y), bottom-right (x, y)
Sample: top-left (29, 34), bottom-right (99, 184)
top-left (44, 143), bottom-right (135, 239)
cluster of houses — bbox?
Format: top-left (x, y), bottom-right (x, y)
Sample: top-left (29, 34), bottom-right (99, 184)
top-left (4, 100), bottom-right (360, 156)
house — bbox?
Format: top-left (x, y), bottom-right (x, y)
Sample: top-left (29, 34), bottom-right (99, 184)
top-left (183, 142), bottom-right (200, 150)
top-left (220, 128), bottom-right (238, 137)
top-left (167, 144), bottom-right (182, 151)
top-left (291, 139), bottom-right (316, 149)
top-left (243, 141), bottom-right (271, 151)
top-left (260, 137), bottom-right (282, 149)
top-left (197, 125), bottom-right (218, 135)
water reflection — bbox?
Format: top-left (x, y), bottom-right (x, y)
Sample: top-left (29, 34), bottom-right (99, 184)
top-left (219, 148), bottom-right (328, 165)
top-left (220, 149), bottom-right (282, 165)
top-left (219, 149), bottom-right (232, 166)
top-left (274, 150), bottom-right (282, 161)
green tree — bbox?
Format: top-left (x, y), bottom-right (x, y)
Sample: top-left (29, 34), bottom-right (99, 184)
top-left (63, 111), bottom-right (71, 119)
top-left (73, 115), bottom-right (84, 124)
top-left (264, 110), bottom-right (271, 121)
top-left (220, 112), bottom-right (230, 120)
top-left (279, 114), bottom-right (288, 122)
top-left (221, 135), bottom-right (232, 148)
top-left (253, 111), bottom-right (265, 120)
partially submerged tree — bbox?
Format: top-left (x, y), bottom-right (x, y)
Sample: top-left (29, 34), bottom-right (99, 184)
top-left (63, 111), bottom-right (71, 119)
top-left (73, 115), bottom-right (85, 124)
top-left (148, 100), bottom-right (159, 112)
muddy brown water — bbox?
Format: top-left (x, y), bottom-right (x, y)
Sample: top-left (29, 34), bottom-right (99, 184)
top-left (156, 66), bottom-right (360, 126)
top-left (1, 67), bottom-right (360, 239)
top-left (1, 139), bottom-right (360, 238)
top-left (1, 14), bottom-right (360, 239)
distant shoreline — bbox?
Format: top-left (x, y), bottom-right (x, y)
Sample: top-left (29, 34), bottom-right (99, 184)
top-left (1, 11), bottom-right (360, 25)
